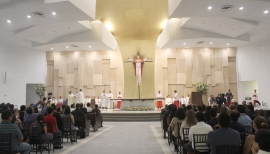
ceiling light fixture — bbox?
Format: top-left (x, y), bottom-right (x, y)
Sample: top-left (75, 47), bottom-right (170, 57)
top-left (183, 43), bottom-right (186, 45)
top-left (239, 7), bottom-right (244, 10)
top-left (105, 22), bottom-right (113, 31)
top-left (89, 46), bottom-right (91, 48)
top-left (264, 10), bottom-right (269, 14)
top-left (66, 46), bottom-right (69, 48)
top-left (210, 42), bottom-right (213, 44)
top-left (161, 19), bottom-right (168, 28)
top-left (51, 48), bottom-right (54, 50)
top-left (52, 12), bottom-right (56, 15)
top-left (227, 43), bottom-right (229, 46)
top-left (27, 15), bottom-right (31, 18)
top-left (208, 6), bottom-right (212, 10)
top-left (7, 20), bottom-right (11, 23)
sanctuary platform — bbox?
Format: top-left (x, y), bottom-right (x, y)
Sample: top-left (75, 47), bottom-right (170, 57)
top-left (101, 109), bottom-right (161, 121)
top-left (110, 98), bottom-right (164, 109)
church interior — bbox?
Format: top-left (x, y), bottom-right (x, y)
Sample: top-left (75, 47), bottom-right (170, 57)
top-left (1, 0), bottom-right (270, 154)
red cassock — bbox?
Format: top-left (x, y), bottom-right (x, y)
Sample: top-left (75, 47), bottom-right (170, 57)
top-left (157, 101), bottom-right (162, 108)
top-left (117, 97), bottom-right (122, 109)
top-left (174, 100), bottom-right (180, 108)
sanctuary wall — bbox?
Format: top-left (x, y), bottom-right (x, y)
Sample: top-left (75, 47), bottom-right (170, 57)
top-left (154, 47), bottom-right (238, 104)
top-left (46, 50), bottom-right (124, 100)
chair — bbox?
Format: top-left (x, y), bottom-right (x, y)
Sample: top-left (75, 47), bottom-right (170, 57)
top-left (176, 123), bottom-right (182, 154)
top-left (182, 128), bottom-right (190, 143)
top-left (215, 145), bottom-right (242, 154)
top-left (30, 126), bottom-right (50, 154)
top-left (62, 117), bottom-right (77, 144)
top-left (167, 126), bottom-right (172, 146)
top-left (0, 133), bottom-right (21, 154)
top-left (243, 126), bottom-right (252, 136)
top-left (193, 134), bottom-right (210, 154)
top-left (22, 122), bottom-right (32, 134)
top-left (45, 122), bottom-right (62, 152)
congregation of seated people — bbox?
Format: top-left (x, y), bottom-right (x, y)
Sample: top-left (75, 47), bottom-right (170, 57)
top-left (0, 97), bottom-right (103, 153)
top-left (161, 101), bottom-right (270, 154)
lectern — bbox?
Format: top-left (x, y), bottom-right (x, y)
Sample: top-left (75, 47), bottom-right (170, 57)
top-left (190, 92), bottom-right (203, 105)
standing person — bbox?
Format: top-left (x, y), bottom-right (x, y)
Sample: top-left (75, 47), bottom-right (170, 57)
top-left (95, 96), bottom-right (101, 108)
top-left (208, 95), bottom-right (212, 106)
top-left (226, 89), bottom-right (233, 106)
top-left (117, 92), bottom-right (123, 109)
top-left (181, 95), bottom-right (187, 106)
top-left (58, 96), bottom-right (63, 104)
top-left (165, 95), bottom-right (172, 105)
top-left (107, 91), bottom-right (114, 109)
top-left (76, 92), bottom-right (80, 104)
top-left (101, 90), bottom-right (107, 109)
top-left (78, 89), bottom-right (84, 104)
top-left (51, 97), bottom-right (57, 104)
top-left (253, 90), bottom-right (258, 105)
top-left (68, 91), bottom-right (75, 106)
top-left (217, 94), bottom-right (226, 110)
top-left (173, 90), bottom-right (180, 108)
top-left (156, 91), bottom-right (163, 109)
top-left (185, 94), bottom-right (190, 105)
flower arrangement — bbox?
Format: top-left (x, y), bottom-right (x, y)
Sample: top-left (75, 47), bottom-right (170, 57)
top-left (194, 82), bottom-right (209, 95)
top-left (122, 107), bottom-right (154, 111)
top-left (35, 84), bottom-right (46, 100)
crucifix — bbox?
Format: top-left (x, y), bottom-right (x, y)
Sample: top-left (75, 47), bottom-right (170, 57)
top-left (124, 52), bottom-right (153, 98)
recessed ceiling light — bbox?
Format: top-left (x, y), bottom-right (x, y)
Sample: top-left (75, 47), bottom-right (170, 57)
top-left (208, 6), bottom-right (212, 10)
top-left (27, 15), bottom-right (31, 18)
top-left (89, 46), bottom-right (91, 48)
top-left (105, 22), bottom-right (113, 31)
top-left (183, 43), bottom-right (186, 45)
top-left (239, 7), bottom-right (244, 10)
top-left (51, 48), bottom-right (54, 50)
top-left (66, 46), bottom-right (69, 48)
top-left (227, 43), bottom-right (229, 46)
top-left (210, 42), bottom-right (213, 44)
top-left (7, 20), bottom-right (11, 23)
top-left (264, 10), bottom-right (269, 14)
top-left (52, 12), bottom-right (56, 15)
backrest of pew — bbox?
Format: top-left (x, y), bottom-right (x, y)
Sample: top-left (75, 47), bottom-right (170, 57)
top-left (74, 115), bottom-right (90, 137)
top-left (162, 116), bottom-right (168, 131)
top-left (90, 99), bottom-right (95, 109)
top-left (87, 113), bottom-right (96, 125)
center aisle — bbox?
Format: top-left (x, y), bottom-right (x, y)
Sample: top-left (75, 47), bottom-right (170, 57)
top-left (55, 122), bottom-right (173, 154)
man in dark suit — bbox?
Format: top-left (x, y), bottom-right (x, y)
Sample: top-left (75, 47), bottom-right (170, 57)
top-left (80, 103), bottom-right (87, 114)
top-left (218, 94), bottom-right (226, 110)
top-left (225, 89), bottom-right (233, 106)
top-left (71, 103), bottom-right (85, 116)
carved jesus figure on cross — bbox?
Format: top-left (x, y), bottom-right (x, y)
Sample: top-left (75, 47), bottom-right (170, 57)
top-left (125, 53), bottom-right (152, 85)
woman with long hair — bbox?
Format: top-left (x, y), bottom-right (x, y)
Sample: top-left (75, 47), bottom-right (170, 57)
top-left (62, 106), bottom-right (78, 141)
top-left (169, 108), bottom-right (186, 151)
top-left (242, 116), bottom-right (268, 154)
top-left (31, 115), bottom-right (53, 141)
top-left (180, 109), bottom-right (196, 139)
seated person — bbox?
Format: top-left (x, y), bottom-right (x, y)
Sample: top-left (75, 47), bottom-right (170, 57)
top-left (183, 112), bottom-right (212, 154)
top-left (62, 106), bottom-right (78, 141)
top-left (19, 105), bottom-right (26, 122)
top-left (207, 113), bottom-right (241, 154)
top-left (180, 109), bottom-right (196, 141)
top-left (237, 105), bottom-right (252, 126)
top-left (31, 115), bottom-right (53, 141)
top-left (86, 103), bottom-right (92, 112)
top-left (80, 103), bottom-right (87, 114)
top-left (24, 101), bottom-right (47, 123)
top-left (247, 104), bottom-right (258, 120)
top-left (44, 107), bottom-right (62, 137)
top-left (71, 103), bottom-right (85, 116)
top-left (252, 129), bottom-right (270, 154)
top-left (91, 104), bottom-right (103, 127)
top-left (207, 109), bottom-right (218, 128)
top-left (229, 111), bottom-right (245, 134)
top-left (0, 110), bottom-right (31, 153)
top-left (70, 104), bottom-right (75, 112)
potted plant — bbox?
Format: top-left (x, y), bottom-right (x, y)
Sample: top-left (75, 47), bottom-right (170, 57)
top-left (35, 84), bottom-right (46, 100)
top-left (194, 82), bottom-right (209, 95)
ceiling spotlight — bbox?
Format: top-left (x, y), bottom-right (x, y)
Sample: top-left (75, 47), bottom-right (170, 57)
top-left (7, 20), bottom-right (11, 23)
top-left (226, 43), bottom-right (229, 46)
top-left (27, 15), bottom-right (31, 18)
top-left (105, 22), bottom-right (113, 31)
top-left (264, 10), bottom-right (269, 14)
top-left (239, 7), bottom-right (244, 10)
top-left (52, 12), bottom-right (56, 15)
top-left (51, 48), bottom-right (54, 50)
top-left (208, 6), bottom-right (212, 10)
top-left (161, 19), bottom-right (168, 28)
top-left (66, 46), bottom-right (69, 48)
top-left (89, 46), bottom-right (91, 48)
top-left (183, 43), bottom-right (186, 45)
top-left (210, 42), bottom-right (213, 44)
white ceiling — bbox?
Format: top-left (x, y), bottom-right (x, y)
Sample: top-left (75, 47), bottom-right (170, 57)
top-left (157, 0), bottom-right (270, 48)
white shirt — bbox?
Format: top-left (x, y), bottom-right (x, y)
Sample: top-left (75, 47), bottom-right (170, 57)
top-left (174, 93), bottom-right (179, 101)
top-left (51, 99), bottom-right (57, 104)
top-left (78, 91), bottom-right (84, 103)
top-left (95, 98), bottom-right (101, 103)
top-left (156, 93), bottom-right (163, 99)
top-left (107, 93), bottom-right (113, 99)
top-left (165, 98), bottom-right (172, 105)
top-left (180, 97), bottom-right (187, 105)
top-left (58, 99), bottom-right (63, 103)
top-left (117, 94), bottom-right (123, 101)
top-left (189, 122), bottom-right (212, 149)
top-left (68, 94), bottom-right (74, 105)
top-left (186, 96), bottom-right (190, 104)
top-left (208, 97), bottom-right (211, 105)
top-left (253, 92), bottom-right (258, 100)
top-left (86, 107), bottom-right (92, 112)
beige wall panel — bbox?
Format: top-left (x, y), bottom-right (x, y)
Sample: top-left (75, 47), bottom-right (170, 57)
top-left (222, 49), bottom-right (228, 66)
top-left (102, 60), bottom-right (110, 85)
top-left (211, 67), bottom-right (216, 86)
top-left (227, 48), bottom-right (237, 57)
top-left (176, 48), bottom-right (185, 59)
top-left (177, 73), bottom-right (186, 84)
top-left (155, 84), bottom-right (164, 96)
top-left (229, 74), bottom-right (237, 83)
top-left (203, 49), bottom-right (211, 75)
top-left (186, 66), bottom-right (192, 87)
top-left (185, 48), bottom-right (192, 66)
top-left (117, 68), bottom-right (124, 85)
top-left (77, 58), bottom-right (84, 89)
top-left (86, 67), bottom-right (94, 88)
top-left (161, 49), bottom-right (168, 67)
top-left (110, 50), bottom-right (118, 68)
top-left (47, 64), bottom-right (54, 86)
top-left (184, 87), bottom-right (194, 96)
top-left (168, 58), bottom-right (177, 84)
top-left (223, 66), bottom-right (229, 79)
top-left (89, 88), bottom-right (95, 97)
top-left (215, 71), bottom-right (224, 83)
top-left (224, 79), bottom-right (230, 92)
top-left (208, 86), bottom-right (220, 97)
top-left (47, 87), bottom-right (54, 95)
top-left (83, 86), bottom-right (90, 97)
top-left (70, 86), bottom-right (77, 94)
top-left (229, 83), bottom-right (238, 101)
top-left (192, 52), bottom-right (197, 74)
top-left (209, 48), bottom-right (215, 66)
top-left (110, 81), bottom-right (117, 97)
top-left (95, 86), bottom-right (103, 96)
top-left (214, 48), bottom-right (222, 57)
top-left (166, 48), bottom-right (176, 58)
top-left (215, 57), bottom-right (222, 71)
top-left (74, 68), bottom-right (78, 88)
top-left (65, 74), bottom-right (74, 86)
top-left (228, 60), bottom-right (236, 74)
top-left (93, 74), bottom-right (102, 86)
top-left (54, 52), bottom-right (60, 70)
top-left (93, 60), bottom-right (102, 74)
top-left (207, 76), bottom-right (211, 85)
top-left (58, 87), bottom-right (63, 98)
top-left (53, 70), bottom-right (59, 98)
top-left (117, 85), bottom-right (124, 97)
top-left (110, 68), bottom-right (117, 81)
top-left (58, 55), bottom-right (67, 77)
top-left (164, 80), bottom-right (168, 98)
top-left (177, 85), bottom-right (184, 96)
top-left (47, 77), bottom-right (54, 87)
top-left (197, 54), bottom-right (204, 80)
top-left (163, 68), bottom-right (168, 80)
top-left (168, 84), bottom-right (177, 98)
top-left (192, 72), bottom-right (198, 85)
top-left (176, 59), bottom-right (185, 73)
top-left (102, 50), bottom-right (111, 59)
top-left (67, 63), bottom-right (74, 74)
top-left (46, 51), bottom-right (54, 61)
top-left (58, 77), bottom-right (63, 87)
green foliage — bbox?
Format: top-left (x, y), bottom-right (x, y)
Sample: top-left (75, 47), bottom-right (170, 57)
top-left (35, 84), bottom-right (46, 99)
top-left (193, 82), bottom-right (209, 95)
top-left (122, 107), bottom-right (154, 111)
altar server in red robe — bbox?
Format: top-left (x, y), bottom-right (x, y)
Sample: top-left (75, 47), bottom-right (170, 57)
top-left (173, 90), bottom-right (180, 108)
top-left (156, 91), bottom-right (163, 109)
top-left (117, 92), bottom-right (123, 109)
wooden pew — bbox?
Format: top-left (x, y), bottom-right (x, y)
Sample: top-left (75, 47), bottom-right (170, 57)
top-left (87, 112), bottom-right (99, 132)
top-left (161, 116), bottom-right (168, 139)
top-left (74, 115), bottom-right (90, 137)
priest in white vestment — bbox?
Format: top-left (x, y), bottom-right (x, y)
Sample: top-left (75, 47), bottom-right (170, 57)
top-left (51, 97), bottom-right (57, 104)
top-left (101, 91), bottom-right (107, 109)
top-left (76, 92), bottom-right (80, 103)
top-left (68, 91), bottom-right (75, 106)
top-left (180, 95), bottom-right (187, 106)
top-left (165, 95), bottom-right (172, 105)
top-left (107, 91), bottom-right (114, 109)
top-left (185, 94), bottom-right (190, 105)
top-left (95, 96), bottom-right (101, 107)
top-left (78, 89), bottom-right (84, 104)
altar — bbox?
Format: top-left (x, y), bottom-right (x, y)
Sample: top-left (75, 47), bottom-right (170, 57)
top-left (110, 98), bottom-right (164, 109)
